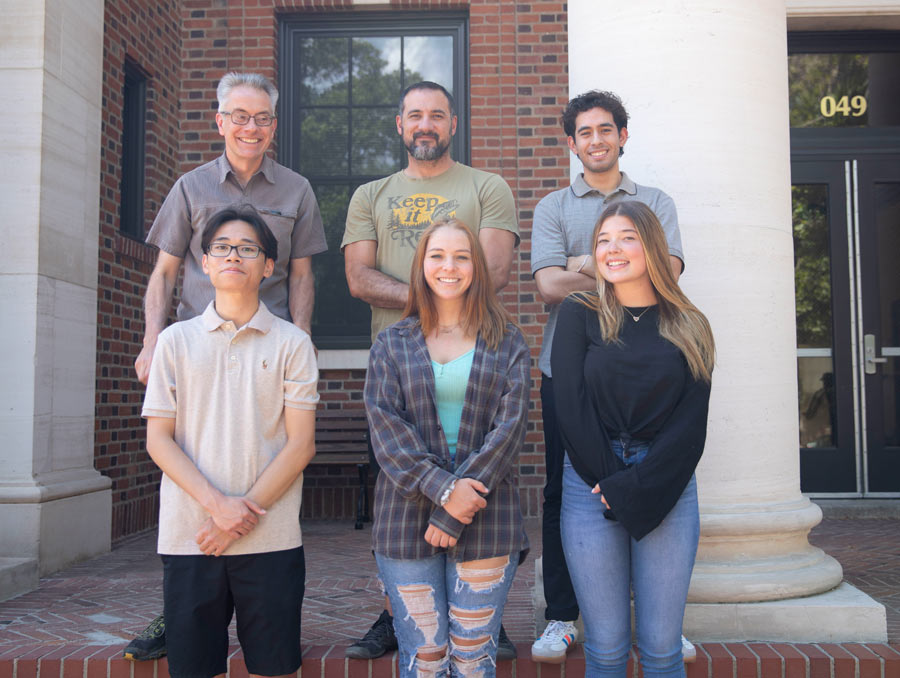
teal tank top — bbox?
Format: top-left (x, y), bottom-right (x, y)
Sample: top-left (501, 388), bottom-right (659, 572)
top-left (431, 348), bottom-right (475, 464)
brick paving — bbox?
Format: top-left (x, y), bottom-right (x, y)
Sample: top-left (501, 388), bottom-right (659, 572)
top-left (0, 516), bottom-right (897, 678)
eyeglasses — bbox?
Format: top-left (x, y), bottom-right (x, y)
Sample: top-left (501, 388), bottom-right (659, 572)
top-left (219, 110), bottom-right (276, 127)
top-left (206, 243), bottom-right (265, 259)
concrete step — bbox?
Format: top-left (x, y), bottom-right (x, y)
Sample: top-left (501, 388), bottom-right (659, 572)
top-left (0, 558), bottom-right (38, 603)
top-left (1, 642), bottom-right (898, 678)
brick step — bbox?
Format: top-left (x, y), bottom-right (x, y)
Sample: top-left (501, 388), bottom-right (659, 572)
top-left (2, 643), bottom-right (899, 678)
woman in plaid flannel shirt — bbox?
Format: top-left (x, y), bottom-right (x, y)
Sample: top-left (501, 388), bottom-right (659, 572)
top-left (364, 218), bottom-right (529, 678)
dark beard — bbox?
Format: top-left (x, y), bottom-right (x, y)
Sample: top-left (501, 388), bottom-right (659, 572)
top-left (407, 135), bottom-right (450, 161)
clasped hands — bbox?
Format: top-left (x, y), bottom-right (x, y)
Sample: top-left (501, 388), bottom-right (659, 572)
top-left (195, 495), bottom-right (266, 557)
top-left (591, 484), bottom-right (610, 508)
top-left (424, 477), bottom-right (488, 549)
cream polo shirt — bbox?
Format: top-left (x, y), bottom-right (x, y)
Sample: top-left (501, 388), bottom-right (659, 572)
top-left (143, 301), bottom-right (319, 556)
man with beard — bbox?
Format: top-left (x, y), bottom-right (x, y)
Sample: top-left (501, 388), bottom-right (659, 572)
top-left (341, 81), bottom-right (520, 661)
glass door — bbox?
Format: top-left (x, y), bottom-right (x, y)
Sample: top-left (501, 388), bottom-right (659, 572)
top-left (856, 159), bottom-right (900, 492)
top-left (792, 157), bottom-right (900, 494)
top-left (792, 160), bottom-right (857, 492)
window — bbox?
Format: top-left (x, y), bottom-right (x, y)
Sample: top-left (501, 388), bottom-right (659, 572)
top-left (279, 13), bottom-right (468, 348)
top-left (119, 61), bottom-right (147, 240)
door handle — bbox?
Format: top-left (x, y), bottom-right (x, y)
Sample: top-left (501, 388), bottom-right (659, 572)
top-left (864, 334), bottom-right (888, 374)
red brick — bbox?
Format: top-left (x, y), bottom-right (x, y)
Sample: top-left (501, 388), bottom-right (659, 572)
top-left (704, 643), bottom-right (736, 678)
top-left (728, 643), bottom-right (760, 678)
top-left (370, 654), bottom-right (395, 678)
top-left (796, 644), bottom-right (830, 678)
top-left (844, 645), bottom-right (883, 678)
top-left (771, 644), bottom-right (807, 678)
top-left (687, 644), bottom-right (711, 678)
top-left (866, 645), bottom-right (900, 678)
top-left (751, 643), bottom-right (784, 678)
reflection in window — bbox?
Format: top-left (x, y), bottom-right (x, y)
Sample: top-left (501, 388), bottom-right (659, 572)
top-left (793, 184), bottom-right (837, 448)
top-left (799, 357), bottom-right (837, 448)
top-left (793, 185), bottom-right (833, 347)
top-left (281, 16), bottom-right (465, 347)
top-left (788, 52), bottom-right (900, 128)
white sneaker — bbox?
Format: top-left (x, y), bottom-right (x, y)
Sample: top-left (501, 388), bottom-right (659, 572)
top-left (531, 620), bottom-right (578, 664)
top-left (681, 635), bottom-right (696, 663)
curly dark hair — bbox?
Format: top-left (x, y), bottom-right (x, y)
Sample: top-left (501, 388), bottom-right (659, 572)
top-left (561, 90), bottom-right (629, 141)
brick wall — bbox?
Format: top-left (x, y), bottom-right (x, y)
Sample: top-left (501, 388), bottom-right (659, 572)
top-left (96, 0), bottom-right (571, 537)
top-left (97, 0), bottom-right (183, 540)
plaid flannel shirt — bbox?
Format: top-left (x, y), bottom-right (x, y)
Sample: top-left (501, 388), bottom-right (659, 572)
top-left (365, 317), bottom-right (530, 561)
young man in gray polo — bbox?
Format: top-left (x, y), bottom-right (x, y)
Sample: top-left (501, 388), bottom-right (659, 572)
top-left (126, 71), bottom-right (326, 661)
top-left (530, 90), bottom-right (693, 664)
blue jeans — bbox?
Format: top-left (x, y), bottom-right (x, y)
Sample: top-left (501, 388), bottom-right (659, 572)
top-left (561, 441), bottom-right (699, 678)
top-left (375, 552), bottom-right (517, 678)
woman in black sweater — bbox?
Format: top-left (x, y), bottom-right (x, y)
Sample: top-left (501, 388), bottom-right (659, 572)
top-left (551, 200), bottom-right (715, 678)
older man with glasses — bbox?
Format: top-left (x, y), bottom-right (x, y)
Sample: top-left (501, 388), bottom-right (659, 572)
top-left (125, 71), bottom-right (327, 662)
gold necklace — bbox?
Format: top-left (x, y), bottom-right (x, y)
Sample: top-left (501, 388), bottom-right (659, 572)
top-left (623, 306), bottom-right (652, 322)
top-left (437, 323), bottom-right (460, 334)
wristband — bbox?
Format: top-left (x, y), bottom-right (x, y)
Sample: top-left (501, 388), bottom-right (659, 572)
top-left (439, 480), bottom-right (457, 507)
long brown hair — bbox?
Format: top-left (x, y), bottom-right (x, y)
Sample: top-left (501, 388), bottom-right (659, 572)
top-left (573, 201), bottom-right (715, 382)
top-left (404, 218), bottom-right (511, 349)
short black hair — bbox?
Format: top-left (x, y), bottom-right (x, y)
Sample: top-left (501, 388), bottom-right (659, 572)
top-left (398, 81), bottom-right (456, 117)
top-left (561, 90), bottom-right (629, 147)
top-left (201, 205), bottom-right (278, 260)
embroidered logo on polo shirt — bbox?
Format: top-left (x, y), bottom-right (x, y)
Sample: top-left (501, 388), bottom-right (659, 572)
top-left (262, 359), bottom-right (268, 370)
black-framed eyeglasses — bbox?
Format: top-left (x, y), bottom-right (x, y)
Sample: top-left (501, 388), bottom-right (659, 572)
top-left (206, 243), bottom-right (265, 259)
top-left (219, 110), bottom-right (275, 127)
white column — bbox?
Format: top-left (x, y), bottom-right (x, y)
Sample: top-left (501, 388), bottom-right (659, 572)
top-left (0, 0), bottom-right (110, 600)
top-left (566, 0), bottom-right (885, 641)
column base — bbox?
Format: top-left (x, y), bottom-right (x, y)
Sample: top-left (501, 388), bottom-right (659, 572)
top-left (0, 557), bottom-right (38, 602)
top-left (684, 582), bottom-right (887, 642)
top-left (691, 497), bottom-right (844, 602)
top-left (0, 470), bottom-right (111, 577)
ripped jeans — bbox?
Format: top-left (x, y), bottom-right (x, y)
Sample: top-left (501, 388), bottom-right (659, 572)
top-left (375, 552), bottom-right (517, 678)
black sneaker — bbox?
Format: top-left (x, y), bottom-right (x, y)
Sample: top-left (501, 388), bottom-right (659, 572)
top-left (345, 610), bottom-right (398, 659)
top-left (123, 614), bottom-right (167, 661)
top-left (497, 624), bottom-right (517, 661)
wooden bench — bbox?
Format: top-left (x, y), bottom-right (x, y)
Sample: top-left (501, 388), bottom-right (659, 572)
top-left (310, 407), bottom-right (371, 529)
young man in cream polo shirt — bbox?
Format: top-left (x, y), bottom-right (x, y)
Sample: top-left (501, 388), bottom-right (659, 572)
top-left (142, 205), bottom-right (318, 678)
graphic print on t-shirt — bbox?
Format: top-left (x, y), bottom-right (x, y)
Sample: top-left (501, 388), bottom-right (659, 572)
top-left (386, 193), bottom-right (460, 248)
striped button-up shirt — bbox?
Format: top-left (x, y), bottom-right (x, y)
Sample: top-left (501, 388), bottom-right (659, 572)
top-left (365, 317), bottom-right (530, 561)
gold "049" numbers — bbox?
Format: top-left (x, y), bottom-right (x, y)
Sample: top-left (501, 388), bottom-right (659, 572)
top-left (820, 95), bottom-right (867, 117)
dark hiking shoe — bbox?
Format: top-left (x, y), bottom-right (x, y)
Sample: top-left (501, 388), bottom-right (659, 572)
top-left (345, 610), bottom-right (398, 659)
top-left (123, 614), bottom-right (167, 661)
top-left (497, 624), bottom-right (517, 661)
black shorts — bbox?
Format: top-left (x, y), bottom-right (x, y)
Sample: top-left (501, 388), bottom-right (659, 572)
top-left (162, 546), bottom-right (305, 678)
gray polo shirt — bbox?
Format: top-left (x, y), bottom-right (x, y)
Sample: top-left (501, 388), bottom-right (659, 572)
top-left (531, 172), bottom-right (683, 377)
top-left (147, 154), bottom-right (328, 322)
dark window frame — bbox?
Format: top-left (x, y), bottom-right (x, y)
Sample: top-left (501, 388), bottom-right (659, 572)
top-left (278, 12), bottom-right (469, 349)
top-left (119, 60), bottom-right (147, 241)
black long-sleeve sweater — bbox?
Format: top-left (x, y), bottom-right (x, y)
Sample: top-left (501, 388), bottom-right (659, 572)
top-left (551, 297), bottom-right (711, 540)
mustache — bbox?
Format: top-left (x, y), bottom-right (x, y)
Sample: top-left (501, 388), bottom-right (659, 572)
top-left (413, 132), bottom-right (439, 141)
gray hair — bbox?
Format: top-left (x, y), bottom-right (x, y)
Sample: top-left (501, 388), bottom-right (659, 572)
top-left (216, 72), bottom-right (279, 112)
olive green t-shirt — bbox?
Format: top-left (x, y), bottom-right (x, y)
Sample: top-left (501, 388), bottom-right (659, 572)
top-left (341, 162), bottom-right (519, 340)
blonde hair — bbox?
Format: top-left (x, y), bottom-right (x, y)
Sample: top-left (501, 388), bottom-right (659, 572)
top-left (573, 201), bottom-right (715, 382)
top-left (404, 218), bottom-right (511, 350)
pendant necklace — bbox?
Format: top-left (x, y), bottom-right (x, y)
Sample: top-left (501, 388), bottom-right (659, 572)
top-left (623, 306), bottom-right (651, 322)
